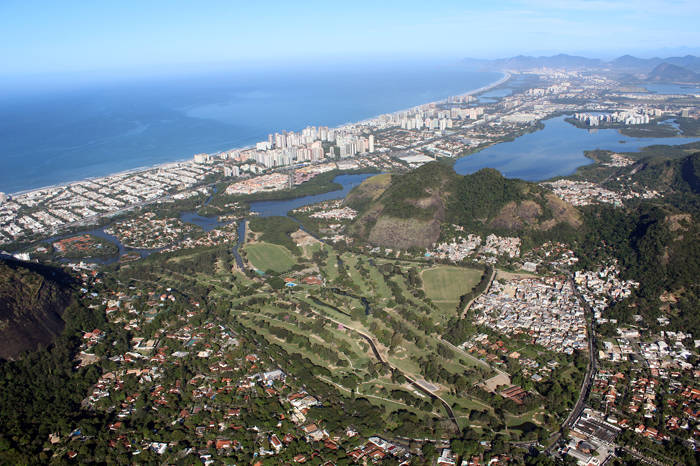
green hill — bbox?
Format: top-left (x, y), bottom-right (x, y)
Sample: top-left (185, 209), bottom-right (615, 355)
top-left (0, 259), bottom-right (73, 360)
top-left (577, 202), bottom-right (700, 336)
top-left (445, 167), bottom-right (581, 231)
top-left (648, 63), bottom-right (700, 83)
top-left (346, 162), bottom-right (581, 249)
top-left (604, 151), bottom-right (700, 214)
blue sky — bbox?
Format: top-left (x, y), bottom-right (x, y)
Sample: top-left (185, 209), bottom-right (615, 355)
top-left (1, 0), bottom-right (698, 78)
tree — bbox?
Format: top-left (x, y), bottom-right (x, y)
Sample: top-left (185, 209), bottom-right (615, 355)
top-left (422, 442), bottom-right (437, 461)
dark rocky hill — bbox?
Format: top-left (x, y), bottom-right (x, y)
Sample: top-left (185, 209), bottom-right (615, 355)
top-left (0, 259), bottom-right (73, 360)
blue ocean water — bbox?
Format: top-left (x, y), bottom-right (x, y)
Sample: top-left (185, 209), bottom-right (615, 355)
top-left (0, 64), bottom-right (501, 194)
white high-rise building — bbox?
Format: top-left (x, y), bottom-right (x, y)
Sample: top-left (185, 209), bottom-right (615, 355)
top-left (311, 147), bottom-right (324, 161)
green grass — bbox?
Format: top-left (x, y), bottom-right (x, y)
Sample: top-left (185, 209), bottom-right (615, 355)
top-left (560, 365), bottom-right (581, 384)
top-left (323, 245), bottom-right (339, 280)
top-left (422, 266), bottom-right (482, 312)
top-left (243, 242), bottom-right (295, 273)
top-left (434, 301), bottom-right (459, 314)
top-left (236, 311), bottom-right (370, 371)
top-left (339, 253), bottom-right (373, 295)
top-left (303, 242), bottom-right (322, 258)
top-left (367, 264), bottom-right (392, 303)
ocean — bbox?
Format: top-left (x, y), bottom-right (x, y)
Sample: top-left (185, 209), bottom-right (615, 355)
top-left (0, 63), bottom-right (502, 195)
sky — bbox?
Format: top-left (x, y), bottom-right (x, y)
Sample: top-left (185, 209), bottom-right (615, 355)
top-left (1, 0), bottom-right (699, 79)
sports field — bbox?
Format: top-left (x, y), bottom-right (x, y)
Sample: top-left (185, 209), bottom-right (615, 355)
top-left (422, 266), bottom-right (482, 305)
top-left (243, 243), bottom-right (295, 273)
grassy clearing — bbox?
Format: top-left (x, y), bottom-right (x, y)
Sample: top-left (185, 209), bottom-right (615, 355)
top-left (434, 301), bottom-right (459, 314)
top-left (422, 266), bottom-right (482, 303)
top-left (243, 242), bottom-right (295, 273)
top-left (255, 300), bottom-right (371, 370)
top-left (232, 270), bottom-right (255, 285)
top-left (368, 265), bottom-right (392, 303)
top-left (237, 314), bottom-right (322, 363)
top-left (303, 242), bottom-right (322, 259)
top-left (236, 311), bottom-right (370, 371)
top-left (385, 333), bottom-right (475, 385)
top-left (297, 296), bottom-right (356, 328)
top-left (339, 253), bottom-right (373, 295)
top-left (441, 393), bottom-right (494, 414)
top-left (323, 245), bottom-right (339, 281)
top-left (361, 394), bottom-right (435, 421)
top-left (560, 365), bottom-right (581, 384)
top-left (505, 410), bottom-right (545, 427)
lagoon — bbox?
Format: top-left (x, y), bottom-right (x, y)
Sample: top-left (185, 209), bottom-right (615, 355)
top-left (248, 173), bottom-right (377, 217)
top-left (643, 84), bottom-right (700, 95)
top-left (453, 115), bottom-right (700, 181)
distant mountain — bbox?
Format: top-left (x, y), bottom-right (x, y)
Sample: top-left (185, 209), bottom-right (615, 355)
top-left (610, 54), bottom-right (665, 69)
top-left (459, 53), bottom-right (700, 72)
top-left (664, 55), bottom-right (700, 72)
top-left (459, 54), bottom-right (604, 71)
top-left (647, 63), bottom-right (700, 83)
top-left (345, 162), bottom-right (581, 249)
top-left (0, 259), bottom-right (73, 360)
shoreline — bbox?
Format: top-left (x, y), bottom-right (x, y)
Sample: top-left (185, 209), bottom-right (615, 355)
top-left (9, 72), bottom-right (510, 198)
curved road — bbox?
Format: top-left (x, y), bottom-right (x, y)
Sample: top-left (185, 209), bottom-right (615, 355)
top-left (299, 296), bottom-right (460, 429)
top-left (352, 330), bottom-right (459, 429)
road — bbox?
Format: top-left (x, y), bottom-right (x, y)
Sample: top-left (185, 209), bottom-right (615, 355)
top-left (545, 270), bottom-right (597, 455)
top-left (237, 298), bottom-right (461, 430)
top-left (460, 266), bottom-right (496, 319)
top-left (565, 271), bottom-right (597, 428)
top-left (620, 446), bottom-right (676, 466)
top-left (352, 330), bottom-right (460, 428)
top-left (438, 336), bottom-right (509, 380)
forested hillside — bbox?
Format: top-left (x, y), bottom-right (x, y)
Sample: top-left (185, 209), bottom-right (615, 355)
top-left (0, 259), bottom-right (73, 360)
top-left (346, 162), bottom-right (581, 249)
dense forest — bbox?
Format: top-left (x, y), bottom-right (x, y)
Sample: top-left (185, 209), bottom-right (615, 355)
top-left (0, 292), bottom-right (108, 464)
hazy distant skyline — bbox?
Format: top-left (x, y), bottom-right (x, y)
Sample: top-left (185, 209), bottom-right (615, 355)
top-left (1, 0), bottom-right (699, 79)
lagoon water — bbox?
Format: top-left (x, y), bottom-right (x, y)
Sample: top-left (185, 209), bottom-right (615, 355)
top-left (643, 84), bottom-right (700, 95)
top-left (0, 64), bottom-right (501, 194)
top-left (248, 173), bottom-right (376, 217)
top-left (453, 115), bottom-right (700, 181)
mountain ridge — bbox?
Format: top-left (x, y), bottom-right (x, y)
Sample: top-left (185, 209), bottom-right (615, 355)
top-left (459, 53), bottom-right (700, 72)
